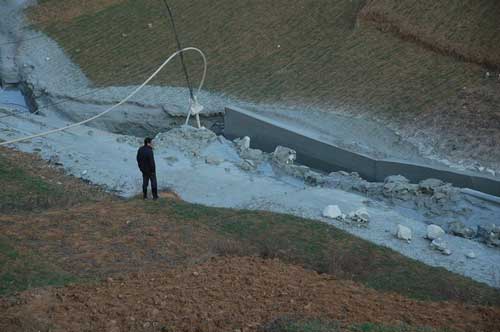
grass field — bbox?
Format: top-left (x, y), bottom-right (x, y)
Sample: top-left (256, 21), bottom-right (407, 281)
top-left (0, 147), bottom-right (111, 213)
top-left (26, 0), bottom-right (498, 110)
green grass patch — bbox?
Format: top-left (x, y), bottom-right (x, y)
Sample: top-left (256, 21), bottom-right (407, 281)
top-left (25, 0), bottom-right (497, 118)
top-left (0, 238), bottom-right (77, 296)
top-left (351, 323), bottom-right (453, 332)
top-left (145, 198), bottom-right (500, 306)
top-left (0, 155), bottom-right (66, 212)
top-left (0, 152), bottom-right (110, 213)
top-left (263, 318), bottom-right (452, 332)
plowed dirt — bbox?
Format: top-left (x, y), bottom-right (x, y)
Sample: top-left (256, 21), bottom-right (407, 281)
top-left (1, 257), bottom-right (499, 332)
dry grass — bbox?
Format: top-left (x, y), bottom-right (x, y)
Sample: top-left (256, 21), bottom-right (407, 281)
top-left (360, 0), bottom-right (500, 69)
top-left (24, 0), bottom-right (500, 170)
top-left (29, 0), bottom-right (124, 25)
top-left (0, 147), bottom-right (111, 213)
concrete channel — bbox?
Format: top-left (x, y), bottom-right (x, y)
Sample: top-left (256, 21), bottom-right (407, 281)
top-left (224, 106), bottom-right (500, 198)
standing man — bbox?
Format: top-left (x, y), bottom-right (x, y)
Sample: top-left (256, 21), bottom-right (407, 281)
top-left (137, 137), bottom-right (159, 200)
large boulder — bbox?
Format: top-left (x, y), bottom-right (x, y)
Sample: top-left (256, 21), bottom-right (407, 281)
top-left (234, 136), bottom-right (250, 150)
top-left (426, 224), bottom-right (445, 240)
top-left (447, 221), bottom-right (476, 239)
top-left (348, 208), bottom-right (370, 225)
top-left (322, 205), bottom-right (344, 220)
top-left (430, 238), bottom-right (451, 255)
top-left (272, 146), bottom-right (296, 165)
top-left (396, 224), bottom-right (412, 242)
top-left (477, 224), bottom-right (500, 247)
top-left (418, 178), bottom-right (444, 194)
top-left (305, 170), bottom-right (326, 186)
top-left (383, 175), bottom-right (416, 199)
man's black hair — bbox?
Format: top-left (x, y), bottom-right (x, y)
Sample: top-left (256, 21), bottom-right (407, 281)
top-left (144, 137), bottom-right (153, 146)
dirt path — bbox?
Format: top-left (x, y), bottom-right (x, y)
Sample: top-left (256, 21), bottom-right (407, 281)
top-left (1, 257), bottom-right (499, 332)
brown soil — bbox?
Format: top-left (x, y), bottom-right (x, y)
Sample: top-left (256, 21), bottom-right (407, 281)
top-left (1, 257), bottom-right (499, 332)
top-left (27, 0), bottom-right (124, 25)
top-left (0, 201), bottom-right (220, 278)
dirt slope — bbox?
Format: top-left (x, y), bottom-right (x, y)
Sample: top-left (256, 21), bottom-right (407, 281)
top-left (2, 257), bottom-right (499, 332)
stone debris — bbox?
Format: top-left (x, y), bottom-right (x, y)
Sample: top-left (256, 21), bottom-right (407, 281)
top-left (426, 224), bottom-right (445, 240)
top-left (205, 156), bottom-right (223, 166)
top-left (272, 146), bottom-right (296, 165)
top-left (238, 160), bottom-right (255, 172)
top-left (234, 136), bottom-right (251, 151)
top-left (466, 251), bottom-right (477, 259)
top-left (240, 148), bottom-right (264, 162)
top-left (418, 178), bottom-right (444, 194)
top-left (396, 224), bottom-right (412, 242)
top-left (383, 175), bottom-right (416, 200)
top-left (304, 170), bottom-right (326, 186)
top-left (322, 205), bottom-right (344, 220)
top-left (477, 224), bottom-right (500, 247)
top-left (430, 238), bottom-right (451, 255)
top-left (447, 221), bottom-right (475, 239)
top-left (346, 208), bottom-right (370, 226)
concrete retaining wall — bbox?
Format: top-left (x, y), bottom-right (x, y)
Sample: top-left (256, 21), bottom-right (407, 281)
top-left (224, 106), bottom-right (500, 197)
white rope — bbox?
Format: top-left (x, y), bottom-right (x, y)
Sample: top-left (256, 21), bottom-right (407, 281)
top-left (0, 47), bottom-right (207, 146)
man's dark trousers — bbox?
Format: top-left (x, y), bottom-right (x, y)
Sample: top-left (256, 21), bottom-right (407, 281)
top-left (142, 172), bottom-right (158, 199)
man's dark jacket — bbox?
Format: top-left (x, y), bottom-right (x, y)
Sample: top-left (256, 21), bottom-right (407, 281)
top-left (136, 145), bottom-right (156, 174)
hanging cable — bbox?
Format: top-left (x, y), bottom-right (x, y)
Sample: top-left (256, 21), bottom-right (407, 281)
top-left (160, 0), bottom-right (194, 101)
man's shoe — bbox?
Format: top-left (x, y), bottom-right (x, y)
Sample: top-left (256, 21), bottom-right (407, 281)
top-left (153, 197), bottom-right (159, 201)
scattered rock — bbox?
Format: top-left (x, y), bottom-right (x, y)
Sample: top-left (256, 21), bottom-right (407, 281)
top-left (396, 224), bottom-right (412, 242)
top-left (322, 205), bottom-right (344, 220)
top-left (205, 156), bottom-right (223, 166)
top-left (477, 224), bottom-right (500, 247)
top-left (447, 221), bottom-right (475, 239)
top-left (430, 238), bottom-right (448, 253)
top-left (442, 249), bottom-right (452, 256)
top-left (347, 208), bottom-right (370, 226)
top-left (465, 251), bottom-right (477, 259)
top-left (238, 161), bottom-right (254, 172)
top-left (240, 148), bottom-right (264, 161)
top-left (426, 224), bottom-right (445, 240)
top-left (383, 175), bottom-right (415, 199)
top-left (147, 23), bottom-right (153, 28)
top-left (272, 146), bottom-right (296, 165)
top-left (304, 170), bottom-right (326, 186)
top-left (234, 136), bottom-right (250, 151)
top-left (385, 175), bottom-right (409, 184)
top-left (418, 178), bottom-right (444, 194)
top-left (81, 170), bottom-right (88, 176)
